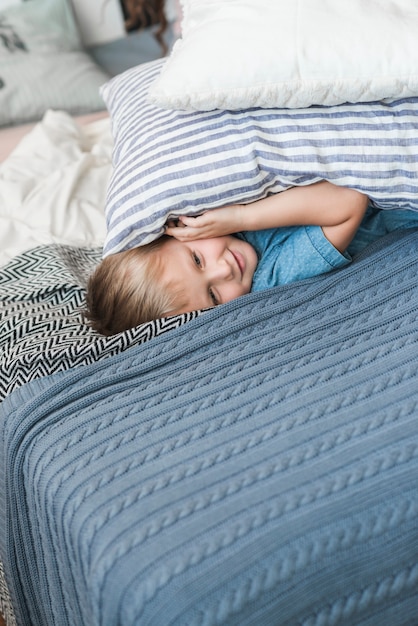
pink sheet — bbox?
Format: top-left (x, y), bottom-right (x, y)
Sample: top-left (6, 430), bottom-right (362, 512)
top-left (0, 111), bottom-right (109, 163)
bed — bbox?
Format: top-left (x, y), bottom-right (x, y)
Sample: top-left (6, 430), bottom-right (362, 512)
top-left (1, 1), bottom-right (418, 625)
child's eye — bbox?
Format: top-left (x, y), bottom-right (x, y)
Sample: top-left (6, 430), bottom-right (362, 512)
top-left (192, 252), bottom-right (202, 268)
top-left (209, 289), bottom-right (219, 306)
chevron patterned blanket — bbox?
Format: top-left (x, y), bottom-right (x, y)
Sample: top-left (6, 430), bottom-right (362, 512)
top-left (1, 230), bottom-right (417, 626)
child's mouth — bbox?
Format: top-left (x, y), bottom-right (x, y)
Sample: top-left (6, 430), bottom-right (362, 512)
top-left (231, 249), bottom-right (245, 278)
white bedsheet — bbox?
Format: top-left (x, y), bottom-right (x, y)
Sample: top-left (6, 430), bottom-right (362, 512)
top-left (0, 110), bottom-right (112, 268)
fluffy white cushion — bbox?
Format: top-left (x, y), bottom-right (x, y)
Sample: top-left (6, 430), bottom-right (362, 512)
top-left (148, 0), bottom-right (418, 111)
top-left (101, 59), bottom-right (418, 257)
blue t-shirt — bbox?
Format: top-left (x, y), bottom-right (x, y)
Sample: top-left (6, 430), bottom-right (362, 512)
top-left (237, 206), bottom-right (418, 292)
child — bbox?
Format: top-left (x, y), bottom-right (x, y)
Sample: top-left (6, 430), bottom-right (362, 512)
top-left (85, 181), bottom-right (416, 335)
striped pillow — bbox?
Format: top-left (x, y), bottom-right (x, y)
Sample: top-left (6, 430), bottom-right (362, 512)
top-left (101, 59), bottom-right (418, 257)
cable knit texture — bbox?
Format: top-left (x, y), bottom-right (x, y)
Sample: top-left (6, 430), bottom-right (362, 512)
top-left (1, 230), bottom-right (418, 625)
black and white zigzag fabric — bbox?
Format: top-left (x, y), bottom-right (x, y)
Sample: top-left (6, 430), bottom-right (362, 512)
top-left (0, 559), bottom-right (15, 626)
top-left (0, 245), bottom-right (201, 402)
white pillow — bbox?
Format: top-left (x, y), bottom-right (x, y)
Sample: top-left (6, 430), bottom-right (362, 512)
top-left (148, 0), bottom-right (418, 111)
top-left (101, 59), bottom-right (418, 257)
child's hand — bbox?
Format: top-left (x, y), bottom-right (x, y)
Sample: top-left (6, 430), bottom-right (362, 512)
top-left (165, 205), bottom-right (244, 241)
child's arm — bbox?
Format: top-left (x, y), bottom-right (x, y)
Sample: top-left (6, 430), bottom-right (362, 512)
top-left (165, 181), bottom-right (368, 253)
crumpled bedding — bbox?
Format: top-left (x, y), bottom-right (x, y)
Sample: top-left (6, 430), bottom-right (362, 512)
top-left (0, 110), bottom-right (111, 268)
top-left (0, 110), bottom-right (202, 626)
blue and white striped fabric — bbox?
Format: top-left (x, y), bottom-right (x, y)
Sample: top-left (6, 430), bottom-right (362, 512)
top-left (101, 59), bottom-right (418, 257)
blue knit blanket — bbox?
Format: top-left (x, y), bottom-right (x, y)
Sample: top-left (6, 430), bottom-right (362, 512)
top-left (1, 230), bottom-right (417, 625)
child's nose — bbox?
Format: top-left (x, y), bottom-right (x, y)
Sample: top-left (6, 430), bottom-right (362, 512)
top-left (211, 258), bottom-right (233, 281)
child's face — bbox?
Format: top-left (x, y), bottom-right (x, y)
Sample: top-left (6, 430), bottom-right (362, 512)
top-left (161, 235), bottom-right (258, 312)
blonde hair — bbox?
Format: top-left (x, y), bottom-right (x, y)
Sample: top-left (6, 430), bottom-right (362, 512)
top-left (85, 236), bottom-right (187, 336)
